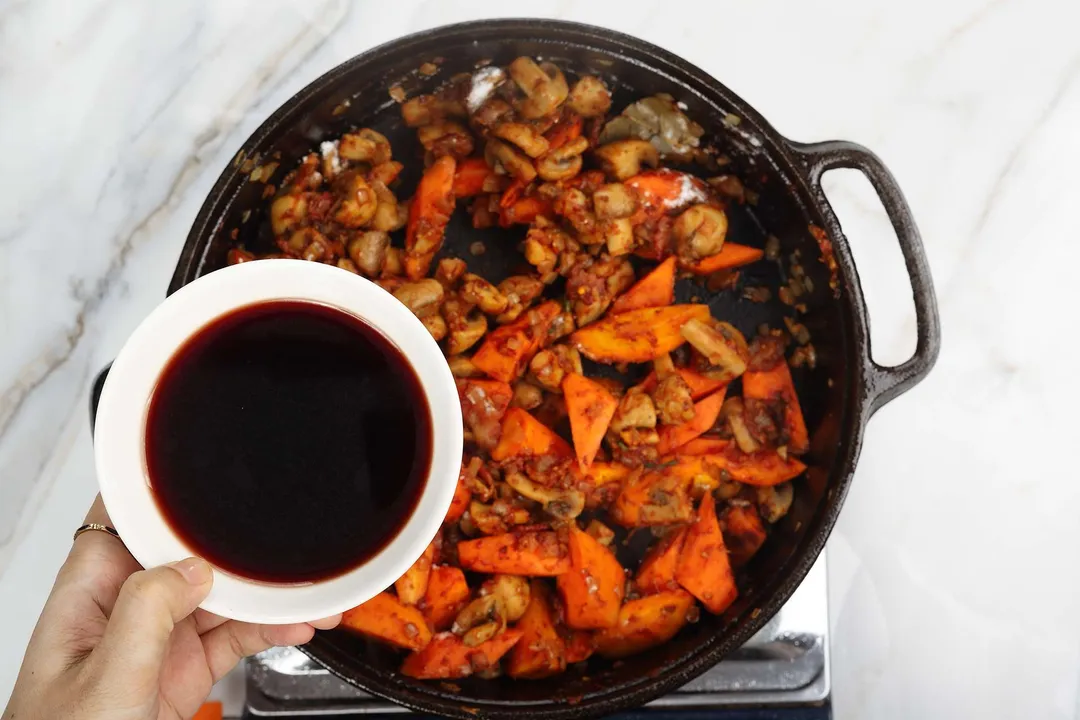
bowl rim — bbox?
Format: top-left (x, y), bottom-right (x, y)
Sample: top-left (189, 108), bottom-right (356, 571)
top-left (95, 259), bottom-right (463, 624)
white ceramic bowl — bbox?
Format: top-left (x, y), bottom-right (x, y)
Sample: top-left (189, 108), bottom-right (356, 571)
top-left (94, 259), bottom-right (462, 624)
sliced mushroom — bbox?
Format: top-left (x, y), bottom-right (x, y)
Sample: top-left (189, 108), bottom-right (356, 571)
top-left (485, 138), bottom-right (537, 182)
top-left (504, 471), bottom-right (585, 520)
top-left (567, 75), bottom-right (612, 118)
top-left (339, 128), bottom-right (392, 164)
top-left (508, 57), bottom-right (569, 119)
top-left (721, 397), bottom-right (760, 454)
top-left (435, 257), bottom-right (468, 289)
top-left (609, 389), bottom-right (657, 432)
top-left (537, 136), bottom-right (588, 182)
top-left (496, 275), bottom-right (545, 324)
top-left (652, 374), bottom-right (695, 425)
top-left (673, 204), bottom-right (728, 261)
top-left (468, 499), bottom-right (531, 535)
top-left (449, 355), bottom-right (485, 378)
top-left (681, 319), bottom-right (749, 380)
top-left (585, 519), bottom-right (616, 546)
top-left (270, 192), bottom-right (308, 236)
top-left (448, 313), bottom-right (489, 355)
top-left (381, 246), bottom-right (404, 277)
top-left (511, 381), bottom-right (544, 410)
top-left (594, 139), bottom-right (659, 181)
top-left (461, 273), bottom-right (510, 315)
top-left (491, 122), bottom-right (550, 158)
top-left (756, 482), bottom-right (794, 523)
top-left (479, 575), bottom-right (530, 622)
top-left (417, 120), bottom-right (475, 159)
top-left (368, 181), bottom-right (404, 233)
top-left (421, 313), bottom-right (448, 342)
top-left (452, 594), bottom-right (505, 647)
top-left (401, 94), bottom-right (467, 128)
top-left (602, 218), bottom-right (635, 256)
top-left (393, 279), bottom-right (444, 319)
top-left (529, 345), bottom-right (583, 392)
top-left (333, 172), bottom-right (378, 228)
top-left (592, 183), bottom-right (638, 220)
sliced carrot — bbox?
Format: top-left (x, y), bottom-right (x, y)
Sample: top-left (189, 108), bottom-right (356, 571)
top-left (507, 581), bottom-right (566, 678)
top-left (679, 437), bottom-right (731, 456)
top-left (742, 361), bottom-right (809, 454)
top-left (562, 629), bottom-right (596, 664)
top-left (691, 448), bottom-right (806, 486)
top-left (490, 407), bottom-right (573, 462)
top-left (401, 629), bottom-right (523, 679)
top-left (625, 169), bottom-right (709, 218)
top-left (656, 389), bottom-right (727, 455)
top-left (192, 703), bottom-right (222, 720)
top-left (452, 157), bottom-right (494, 197)
top-left (635, 527), bottom-right (687, 595)
top-left (341, 592), bottom-right (432, 651)
top-left (722, 504), bottom-right (767, 567)
top-left (472, 300), bottom-right (562, 383)
top-left (676, 497), bottom-right (737, 614)
top-left (585, 461), bottom-right (632, 487)
top-left (446, 464), bottom-right (472, 523)
top-left (640, 367), bottom-right (727, 402)
top-left (457, 530), bottom-right (570, 576)
top-left (611, 469), bottom-right (692, 527)
top-left (394, 539), bottom-right (436, 605)
top-left (545, 113), bottom-right (583, 150)
top-left (421, 565), bottom-right (471, 631)
top-left (562, 373), bottom-right (618, 470)
top-left (571, 305), bottom-right (711, 364)
top-left (610, 256), bottom-right (677, 315)
top-left (499, 195), bottom-right (553, 227)
top-left (594, 590), bottom-right (695, 659)
top-left (404, 154), bottom-right (456, 280)
top-left (556, 524), bottom-right (626, 629)
top-left (680, 243), bottom-right (764, 275)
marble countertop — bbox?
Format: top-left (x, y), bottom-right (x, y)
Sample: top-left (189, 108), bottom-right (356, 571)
top-left (3, 0), bottom-right (1079, 718)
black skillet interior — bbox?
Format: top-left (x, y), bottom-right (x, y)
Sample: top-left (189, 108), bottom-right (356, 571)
top-left (168, 19), bottom-right (857, 719)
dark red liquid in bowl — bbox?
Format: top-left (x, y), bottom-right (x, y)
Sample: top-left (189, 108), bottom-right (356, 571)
top-left (144, 300), bottom-right (432, 584)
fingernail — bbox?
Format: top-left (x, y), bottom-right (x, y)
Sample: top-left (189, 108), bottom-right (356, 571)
top-left (169, 557), bottom-right (213, 585)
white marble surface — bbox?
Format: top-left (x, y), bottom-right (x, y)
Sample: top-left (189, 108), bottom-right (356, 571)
top-left (3, 0), bottom-right (1079, 717)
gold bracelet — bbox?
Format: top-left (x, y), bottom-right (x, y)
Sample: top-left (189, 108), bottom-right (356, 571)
top-left (73, 523), bottom-right (121, 542)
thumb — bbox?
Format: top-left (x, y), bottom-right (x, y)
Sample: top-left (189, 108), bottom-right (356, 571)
top-left (92, 558), bottom-right (213, 688)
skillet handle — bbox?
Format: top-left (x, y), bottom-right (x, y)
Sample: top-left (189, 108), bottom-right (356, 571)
top-left (789, 139), bottom-right (941, 414)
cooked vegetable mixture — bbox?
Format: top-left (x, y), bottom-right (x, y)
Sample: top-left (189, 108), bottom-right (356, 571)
top-left (231, 57), bottom-right (809, 681)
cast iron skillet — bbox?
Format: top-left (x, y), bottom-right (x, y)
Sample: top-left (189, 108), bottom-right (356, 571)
top-left (94, 18), bottom-right (940, 720)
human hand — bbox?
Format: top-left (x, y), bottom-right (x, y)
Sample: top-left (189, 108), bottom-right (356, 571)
top-left (2, 495), bottom-right (340, 720)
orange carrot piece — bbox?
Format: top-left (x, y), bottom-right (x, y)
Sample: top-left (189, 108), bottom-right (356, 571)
top-left (625, 169), bottom-right (709, 218)
top-left (562, 373), bottom-right (618, 470)
top-left (507, 581), bottom-right (566, 678)
top-left (611, 469), bottom-right (693, 527)
top-left (634, 527), bottom-right (688, 595)
top-left (341, 592), bottom-right (433, 651)
top-left (401, 629), bottom-right (523, 679)
top-left (586, 462), bottom-right (632, 487)
top-left (656, 389), bottom-right (727, 455)
top-left (679, 437), bottom-right (731, 456)
top-left (676, 497), bottom-right (738, 614)
top-left (571, 305), bottom-right (711, 364)
top-left (562, 629), bottom-right (596, 664)
top-left (404, 154), bottom-right (456, 280)
top-left (742, 361), bottom-right (809, 454)
top-left (421, 565), bottom-right (471, 631)
top-left (545, 113), bottom-right (583, 150)
top-left (490, 407), bottom-right (573, 462)
top-left (457, 531), bottom-right (570, 576)
top-left (680, 243), bottom-right (765, 275)
top-left (692, 448), bottom-right (806, 486)
top-left (556, 524), bottom-right (626, 629)
top-left (394, 539), bottom-right (436, 605)
top-left (499, 195), bottom-right (553, 227)
top-left (594, 590), bottom-right (695, 659)
top-left (610, 257), bottom-right (677, 315)
top-left (472, 300), bottom-right (562, 383)
top-left (452, 157), bottom-right (494, 197)
top-left (722, 504), bottom-right (767, 568)
top-left (192, 702), bottom-right (223, 720)
top-left (446, 464), bottom-right (472, 524)
top-left (640, 367), bottom-right (727, 402)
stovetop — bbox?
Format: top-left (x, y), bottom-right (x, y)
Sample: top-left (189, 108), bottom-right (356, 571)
top-left (244, 556), bottom-right (828, 716)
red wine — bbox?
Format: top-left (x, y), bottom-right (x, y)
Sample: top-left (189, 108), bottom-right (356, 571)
top-left (145, 300), bottom-right (431, 584)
